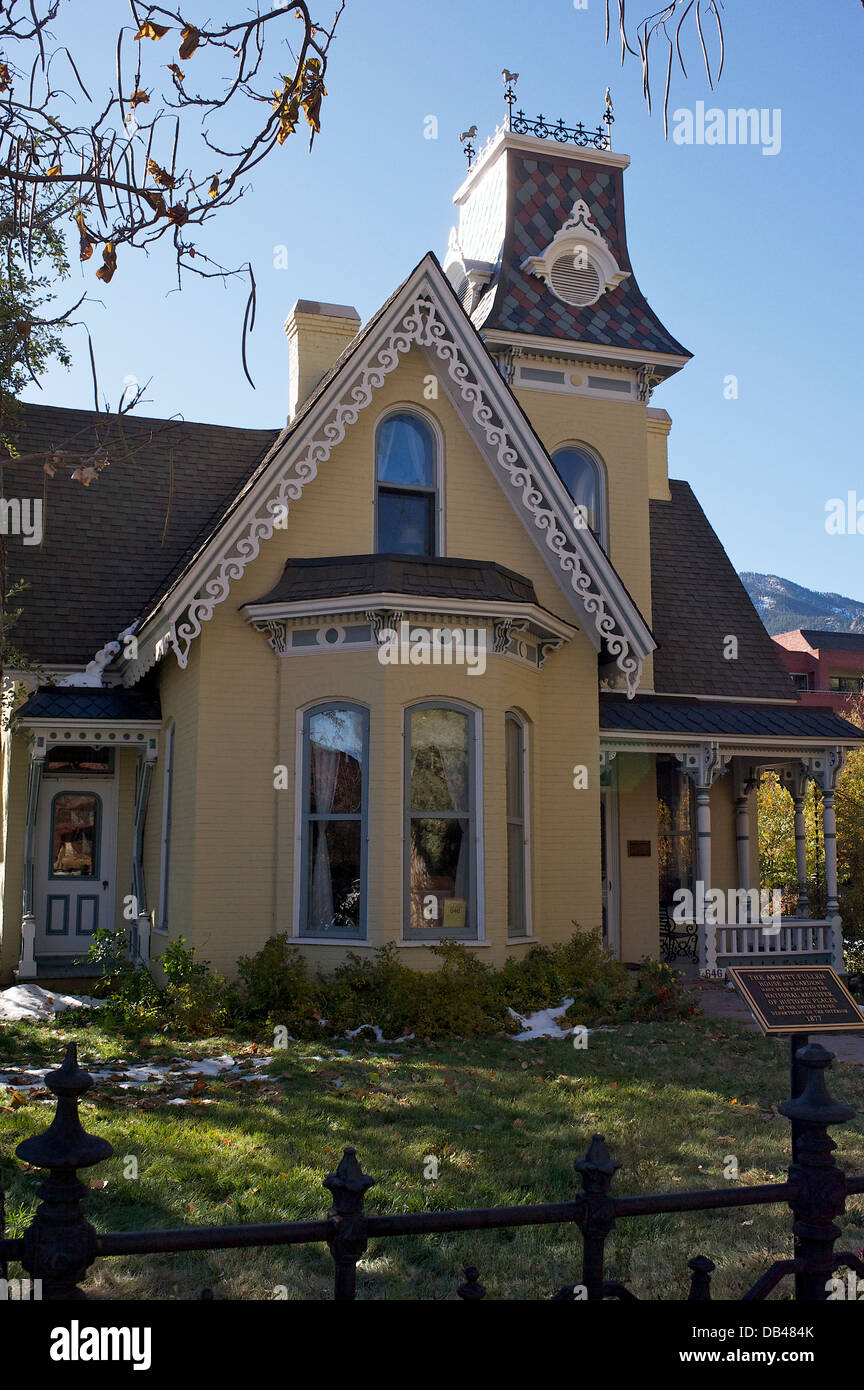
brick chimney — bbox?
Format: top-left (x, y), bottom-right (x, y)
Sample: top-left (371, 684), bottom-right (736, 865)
top-left (284, 299), bottom-right (361, 420)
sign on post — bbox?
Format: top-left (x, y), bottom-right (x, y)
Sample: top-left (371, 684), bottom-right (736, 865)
top-left (727, 965), bottom-right (864, 1036)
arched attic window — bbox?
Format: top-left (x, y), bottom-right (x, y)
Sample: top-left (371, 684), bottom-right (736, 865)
top-left (552, 445), bottom-right (607, 550)
top-left (375, 411), bottom-right (439, 557)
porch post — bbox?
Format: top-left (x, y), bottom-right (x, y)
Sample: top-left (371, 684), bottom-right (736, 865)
top-left (802, 749), bottom-right (844, 919)
top-left (19, 737), bottom-right (46, 980)
top-left (732, 761), bottom-right (757, 920)
top-left (130, 736), bottom-right (158, 965)
top-left (784, 763), bottom-right (812, 918)
top-left (679, 742), bottom-right (730, 973)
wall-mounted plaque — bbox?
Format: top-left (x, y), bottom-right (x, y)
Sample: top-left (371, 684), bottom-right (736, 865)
top-left (727, 965), bottom-right (864, 1035)
top-left (627, 840), bottom-right (651, 858)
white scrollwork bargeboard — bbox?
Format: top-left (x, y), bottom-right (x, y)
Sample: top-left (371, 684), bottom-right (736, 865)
top-left (123, 290), bottom-right (645, 694)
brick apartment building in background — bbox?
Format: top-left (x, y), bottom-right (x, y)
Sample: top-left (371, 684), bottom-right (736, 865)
top-left (773, 630), bottom-right (864, 713)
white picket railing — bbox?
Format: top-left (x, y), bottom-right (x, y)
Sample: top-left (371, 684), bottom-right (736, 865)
top-left (704, 916), bottom-right (843, 974)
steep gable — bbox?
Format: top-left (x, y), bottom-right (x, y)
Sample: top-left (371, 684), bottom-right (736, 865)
top-left (650, 480), bottom-right (797, 700)
top-left (114, 255), bottom-right (655, 696)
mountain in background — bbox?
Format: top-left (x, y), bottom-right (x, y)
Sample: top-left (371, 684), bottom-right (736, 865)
top-left (740, 572), bottom-right (864, 637)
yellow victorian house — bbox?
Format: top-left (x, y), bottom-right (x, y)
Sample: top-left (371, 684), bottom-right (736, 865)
top-left (2, 106), bottom-right (861, 988)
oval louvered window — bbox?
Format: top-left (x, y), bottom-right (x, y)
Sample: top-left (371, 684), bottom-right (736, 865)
top-left (549, 252), bottom-right (601, 307)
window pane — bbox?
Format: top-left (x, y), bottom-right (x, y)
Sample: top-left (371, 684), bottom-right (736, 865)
top-left (505, 716), bottom-right (523, 817)
top-left (46, 746), bottom-right (113, 774)
top-left (306, 820), bottom-right (363, 931)
top-left (308, 708), bottom-right (364, 814)
top-left (377, 490), bottom-right (433, 556)
top-left (409, 817), bottom-right (470, 929)
top-left (409, 708), bottom-right (469, 812)
top-left (51, 794), bottom-right (98, 877)
top-left (377, 413), bottom-right (436, 486)
top-left (553, 447), bottom-right (600, 534)
top-left (507, 821), bottom-right (526, 937)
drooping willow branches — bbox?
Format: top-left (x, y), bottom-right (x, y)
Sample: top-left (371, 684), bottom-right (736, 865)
top-left (605, 0), bottom-right (725, 135)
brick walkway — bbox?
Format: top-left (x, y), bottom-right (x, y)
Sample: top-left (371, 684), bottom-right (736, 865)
top-left (685, 975), bottom-right (864, 1067)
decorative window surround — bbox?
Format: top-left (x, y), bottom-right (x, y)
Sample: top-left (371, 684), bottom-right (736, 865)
top-left (522, 199), bottom-right (629, 307)
top-left (111, 262), bottom-right (654, 697)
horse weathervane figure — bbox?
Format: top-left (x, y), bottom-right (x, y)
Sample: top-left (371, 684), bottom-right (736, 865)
top-left (459, 124), bottom-right (477, 169)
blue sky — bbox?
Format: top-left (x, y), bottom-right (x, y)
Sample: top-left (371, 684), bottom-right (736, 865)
top-left (21, 0), bottom-right (864, 598)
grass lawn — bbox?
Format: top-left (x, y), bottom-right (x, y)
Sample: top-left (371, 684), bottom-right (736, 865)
top-left (2, 1012), bottom-right (864, 1300)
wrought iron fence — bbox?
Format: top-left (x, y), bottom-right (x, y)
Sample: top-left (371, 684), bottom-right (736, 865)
top-left (2, 1041), bottom-right (864, 1301)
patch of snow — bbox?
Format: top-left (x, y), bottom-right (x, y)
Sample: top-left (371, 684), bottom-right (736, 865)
top-left (508, 999), bottom-right (576, 1040)
top-left (0, 984), bottom-right (107, 1023)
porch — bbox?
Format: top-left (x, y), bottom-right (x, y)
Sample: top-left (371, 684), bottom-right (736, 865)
top-left (600, 693), bottom-right (863, 976)
top-left (6, 687), bottom-right (161, 983)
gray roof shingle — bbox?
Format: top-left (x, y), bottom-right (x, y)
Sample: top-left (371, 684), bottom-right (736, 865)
top-left (649, 481), bottom-right (797, 700)
top-left (600, 692), bottom-right (863, 741)
top-left (17, 687), bottom-right (161, 721)
top-left (3, 403), bottom-right (276, 665)
top-left (246, 554), bottom-right (539, 607)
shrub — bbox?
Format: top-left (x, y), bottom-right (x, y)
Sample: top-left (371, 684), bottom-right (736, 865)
top-left (158, 938), bottom-right (231, 1038)
top-left (236, 932), bottom-right (324, 1034)
top-left (233, 927), bottom-right (691, 1040)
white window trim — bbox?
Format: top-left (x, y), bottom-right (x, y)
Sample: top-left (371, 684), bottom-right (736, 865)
top-left (551, 441), bottom-right (609, 553)
top-left (505, 710), bottom-right (533, 943)
top-left (401, 699), bottom-right (485, 942)
top-left (155, 721), bottom-right (174, 932)
top-left (291, 700), bottom-right (371, 942)
top-left (373, 403), bottom-right (446, 558)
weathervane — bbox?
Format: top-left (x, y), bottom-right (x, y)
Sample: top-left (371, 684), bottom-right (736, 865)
top-left (604, 87), bottom-right (614, 145)
top-left (502, 68), bottom-right (519, 127)
top-left (459, 123), bottom-right (477, 168)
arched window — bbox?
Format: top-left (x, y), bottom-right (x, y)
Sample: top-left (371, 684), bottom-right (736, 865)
top-left (404, 702), bottom-right (478, 939)
top-left (299, 703), bottom-right (369, 938)
top-left (376, 411), bottom-right (438, 556)
top-left (552, 445), bottom-right (607, 549)
top-left (505, 712), bottom-right (530, 939)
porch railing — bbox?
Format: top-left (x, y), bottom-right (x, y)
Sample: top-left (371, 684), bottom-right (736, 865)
top-left (705, 916), bottom-right (842, 974)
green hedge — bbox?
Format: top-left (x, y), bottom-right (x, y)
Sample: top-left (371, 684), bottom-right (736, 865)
top-left (83, 928), bottom-right (693, 1040)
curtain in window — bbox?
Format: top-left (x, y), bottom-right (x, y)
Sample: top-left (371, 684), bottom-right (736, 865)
top-left (377, 413), bottom-right (435, 486)
top-left (304, 707), bottom-right (366, 936)
top-left (407, 707), bottom-right (472, 933)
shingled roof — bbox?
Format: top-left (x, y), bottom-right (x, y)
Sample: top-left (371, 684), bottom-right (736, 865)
top-left (649, 481), bottom-right (797, 701)
top-left (600, 692), bottom-right (862, 741)
top-left (247, 554), bottom-right (540, 608)
top-left (3, 403), bottom-right (277, 665)
top-left (474, 149), bottom-right (691, 362)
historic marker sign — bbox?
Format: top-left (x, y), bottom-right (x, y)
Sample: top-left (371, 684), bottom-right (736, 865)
top-left (728, 965), bottom-right (864, 1035)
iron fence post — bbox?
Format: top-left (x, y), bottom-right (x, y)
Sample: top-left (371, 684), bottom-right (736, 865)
top-left (574, 1133), bottom-right (621, 1300)
top-left (323, 1147), bottom-right (375, 1301)
top-left (778, 1043), bottom-right (854, 1301)
top-left (14, 1043), bottom-right (113, 1300)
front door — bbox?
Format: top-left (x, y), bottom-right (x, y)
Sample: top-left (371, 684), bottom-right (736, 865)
top-left (34, 778), bottom-right (117, 956)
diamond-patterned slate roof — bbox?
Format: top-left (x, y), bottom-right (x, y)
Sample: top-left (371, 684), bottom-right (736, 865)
top-left (476, 152), bottom-right (691, 359)
top-left (17, 687), bottom-right (161, 721)
top-left (600, 692), bottom-right (863, 741)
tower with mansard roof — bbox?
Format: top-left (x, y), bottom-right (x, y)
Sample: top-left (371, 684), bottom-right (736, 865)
top-left (443, 84), bottom-right (691, 402)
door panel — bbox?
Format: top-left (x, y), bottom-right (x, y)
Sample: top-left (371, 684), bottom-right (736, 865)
top-left (35, 777), bottom-right (117, 956)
